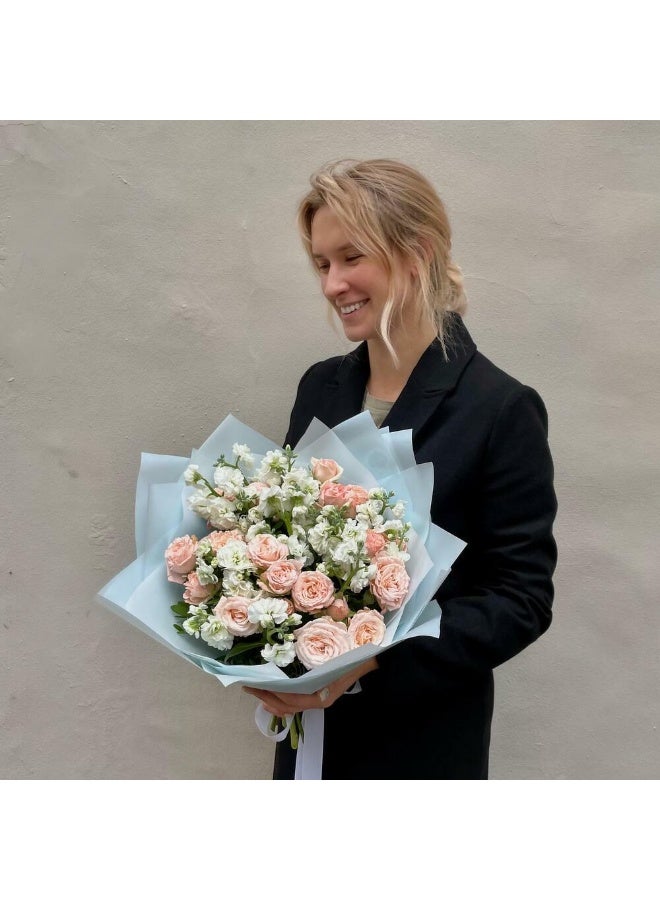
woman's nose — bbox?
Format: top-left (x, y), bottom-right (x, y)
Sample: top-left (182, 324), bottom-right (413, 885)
top-left (324, 265), bottom-right (349, 300)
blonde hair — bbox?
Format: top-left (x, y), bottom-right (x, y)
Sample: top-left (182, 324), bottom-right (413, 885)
top-left (297, 158), bottom-right (467, 364)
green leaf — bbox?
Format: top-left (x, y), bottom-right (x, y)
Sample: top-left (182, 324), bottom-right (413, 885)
top-left (173, 623), bottom-right (186, 634)
top-left (223, 639), bottom-right (265, 661)
top-left (170, 602), bottom-right (190, 617)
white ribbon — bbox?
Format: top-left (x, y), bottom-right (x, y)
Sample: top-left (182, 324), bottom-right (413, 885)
top-left (254, 680), bottom-right (363, 781)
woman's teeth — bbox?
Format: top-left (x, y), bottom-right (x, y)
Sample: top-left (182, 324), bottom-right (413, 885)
top-left (341, 300), bottom-right (368, 316)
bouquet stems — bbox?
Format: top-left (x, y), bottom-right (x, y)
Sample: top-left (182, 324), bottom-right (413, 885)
top-left (269, 712), bottom-right (305, 749)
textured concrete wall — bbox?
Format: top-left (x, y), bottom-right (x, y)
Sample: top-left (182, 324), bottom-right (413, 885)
top-left (1, 120), bottom-right (658, 778)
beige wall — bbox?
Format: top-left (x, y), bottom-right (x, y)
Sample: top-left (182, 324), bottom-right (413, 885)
top-left (1, 120), bottom-right (658, 779)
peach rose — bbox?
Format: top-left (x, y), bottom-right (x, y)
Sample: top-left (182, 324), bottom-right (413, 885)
top-left (348, 609), bottom-right (386, 648)
top-left (213, 595), bottom-right (260, 637)
top-left (165, 535), bottom-right (198, 584)
top-left (182, 571), bottom-right (216, 604)
top-left (291, 570), bottom-right (335, 613)
top-left (294, 617), bottom-right (352, 669)
top-left (343, 485), bottom-right (370, 516)
top-left (364, 529), bottom-right (387, 559)
top-left (326, 595), bottom-right (350, 622)
top-left (259, 558), bottom-right (304, 595)
top-left (310, 457), bottom-right (343, 484)
top-left (206, 530), bottom-right (245, 552)
top-left (246, 534), bottom-right (289, 569)
top-left (319, 481), bottom-right (350, 508)
top-left (370, 556), bottom-right (410, 611)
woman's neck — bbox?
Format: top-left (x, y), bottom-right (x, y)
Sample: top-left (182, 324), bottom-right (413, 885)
top-left (366, 322), bottom-right (438, 402)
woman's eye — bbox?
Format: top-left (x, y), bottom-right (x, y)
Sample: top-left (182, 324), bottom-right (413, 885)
top-left (346, 255), bottom-right (363, 263)
top-left (317, 263), bottom-right (329, 272)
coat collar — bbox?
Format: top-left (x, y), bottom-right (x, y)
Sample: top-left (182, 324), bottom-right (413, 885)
top-left (324, 313), bottom-right (477, 441)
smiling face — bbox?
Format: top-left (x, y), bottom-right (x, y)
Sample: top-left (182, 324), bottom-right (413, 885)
top-left (310, 205), bottom-right (397, 344)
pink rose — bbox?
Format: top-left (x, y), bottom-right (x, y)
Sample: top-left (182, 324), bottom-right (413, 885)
top-left (348, 609), bottom-right (386, 648)
top-left (165, 535), bottom-right (198, 584)
top-left (206, 530), bottom-right (245, 552)
top-left (294, 617), bottom-right (352, 669)
top-left (319, 481), bottom-right (350, 508)
top-left (319, 482), bottom-right (369, 517)
top-left (326, 595), bottom-right (350, 622)
top-left (182, 571), bottom-right (216, 604)
top-left (370, 556), bottom-right (410, 611)
top-left (259, 558), bottom-right (304, 595)
top-left (364, 529), bottom-right (387, 559)
top-left (343, 485), bottom-right (370, 516)
top-left (291, 570), bottom-right (336, 613)
top-left (213, 595), bottom-right (260, 637)
top-left (310, 457), bottom-right (343, 484)
top-left (246, 534), bottom-right (289, 569)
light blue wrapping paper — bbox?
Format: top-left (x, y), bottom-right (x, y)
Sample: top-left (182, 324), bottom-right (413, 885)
top-left (96, 414), bottom-right (466, 694)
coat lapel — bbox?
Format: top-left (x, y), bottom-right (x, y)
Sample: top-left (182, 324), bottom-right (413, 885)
top-left (323, 314), bottom-right (477, 442)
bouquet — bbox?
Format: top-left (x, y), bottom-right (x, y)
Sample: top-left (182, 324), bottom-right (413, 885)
top-left (97, 412), bottom-right (466, 766)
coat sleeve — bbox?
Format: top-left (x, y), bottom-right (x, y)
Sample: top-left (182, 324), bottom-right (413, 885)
top-left (369, 384), bottom-right (558, 700)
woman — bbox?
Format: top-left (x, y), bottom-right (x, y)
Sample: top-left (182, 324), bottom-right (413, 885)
top-left (244, 159), bottom-right (557, 779)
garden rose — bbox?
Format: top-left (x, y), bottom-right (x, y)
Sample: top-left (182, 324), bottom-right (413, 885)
top-left (291, 570), bottom-right (335, 613)
top-left (319, 482), bottom-right (370, 517)
top-left (165, 535), bottom-right (198, 584)
top-left (370, 556), bottom-right (410, 611)
top-left (326, 595), bottom-right (350, 622)
top-left (246, 533), bottom-right (289, 569)
top-left (364, 529), bottom-right (387, 559)
top-left (214, 595), bottom-right (260, 637)
top-left (319, 481), bottom-right (350, 508)
top-left (259, 558), bottom-right (304, 595)
top-left (206, 529), bottom-right (245, 552)
top-left (343, 485), bottom-right (370, 516)
top-left (348, 609), bottom-right (386, 648)
top-left (310, 457), bottom-right (343, 484)
top-left (182, 571), bottom-right (216, 604)
top-left (294, 617), bottom-right (351, 669)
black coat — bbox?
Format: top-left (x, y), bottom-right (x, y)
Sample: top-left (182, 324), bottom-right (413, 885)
top-left (273, 314), bottom-right (557, 779)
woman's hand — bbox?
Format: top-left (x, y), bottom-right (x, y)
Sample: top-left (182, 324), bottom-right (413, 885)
top-left (242, 657), bottom-right (379, 717)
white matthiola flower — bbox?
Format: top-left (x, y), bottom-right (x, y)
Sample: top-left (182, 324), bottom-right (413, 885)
top-left (183, 605), bottom-right (209, 638)
top-left (215, 539), bottom-right (254, 572)
top-left (196, 559), bottom-right (219, 585)
top-left (356, 499), bottom-right (385, 526)
top-left (257, 485), bottom-right (283, 517)
top-left (331, 537), bottom-right (360, 567)
top-left (381, 541), bottom-right (410, 562)
top-left (232, 443), bottom-right (255, 469)
top-left (286, 532), bottom-right (313, 565)
top-left (247, 597), bottom-right (290, 628)
top-left (308, 520), bottom-right (331, 554)
top-left (256, 450), bottom-right (288, 485)
top-left (282, 469), bottom-right (320, 505)
top-left (261, 640), bottom-right (296, 667)
top-left (368, 488), bottom-right (388, 503)
top-left (213, 465), bottom-right (246, 495)
top-left (349, 567), bottom-right (371, 593)
top-left (195, 538), bottom-right (212, 557)
top-left (184, 464), bottom-right (201, 485)
top-left (315, 561), bottom-right (329, 575)
top-left (200, 616), bottom-right (234, 650)
top-left (246, 520), bottom-right (270, 540)
top-left (189, 494), bottom-right (238, 529)
top-left (247, 507), bottom-right (266, 526)
top-left (221, 570), bottom-right (259, 597)
top-left (390, 502), bottom-right (405, 519)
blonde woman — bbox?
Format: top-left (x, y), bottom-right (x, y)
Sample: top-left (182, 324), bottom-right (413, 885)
top-left (245, 159), bottom-right (557, 779)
